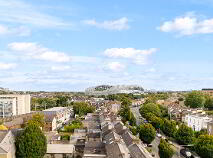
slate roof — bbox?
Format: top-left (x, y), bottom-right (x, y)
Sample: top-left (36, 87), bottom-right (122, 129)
top-left (114, 121), bottom-right (127, 135)
top-left (128, 143), bottom-right (153, 158)
top-left (0, 131), bottom-right (8, 142)
top-left (122, 131), bottom-right (138, 147)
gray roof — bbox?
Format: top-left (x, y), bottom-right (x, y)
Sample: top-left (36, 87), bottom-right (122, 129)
top-left (0, 131), bottom-right (8, 143)
top-left (122, 131), bottom-right (138, 147)
top-left (114, 121), bottom-right (127, 135)
top-left (128, 143), bottom-right (153, 158)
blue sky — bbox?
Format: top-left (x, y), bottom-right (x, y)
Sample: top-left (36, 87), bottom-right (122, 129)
top-left (0, 0), bottom-right (213, 91)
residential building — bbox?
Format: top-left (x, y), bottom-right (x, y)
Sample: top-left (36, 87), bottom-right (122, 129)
top-left (184, 113), bottom-right (212, 131)
top-left (0, 130), bottom-right (16, 158)
top-left (111, 103), bottom-right (121, 113)
top-left (202, 88), bottom-right (213, 96)
top-left (43, 115), bottom-right (57, 131)
top-left (43, 107), bottom-right (72, 128)
top-left (0, 94), bottom-right (31, 118)
top-left (207, 121), bottom-right (213, 135)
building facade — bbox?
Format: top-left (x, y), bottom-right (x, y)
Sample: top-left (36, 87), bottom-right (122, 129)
top-left (184, 114), bottom-right (212, 131)
top-left (43, 107), bottom-right (72, 129)
top-left (0, 95), bottom-right (31, 118)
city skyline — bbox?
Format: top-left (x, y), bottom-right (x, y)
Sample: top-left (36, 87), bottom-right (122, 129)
top-left (1, 0), bottom-right (213, 91)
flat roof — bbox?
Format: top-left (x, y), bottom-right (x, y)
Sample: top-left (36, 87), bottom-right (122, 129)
top-left (43, 107), bottom-right (67, 112)
top-left (46, 144), bottom-right (74, 154)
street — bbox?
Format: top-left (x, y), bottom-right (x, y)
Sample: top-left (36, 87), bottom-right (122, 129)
top-left (130, 106), bottom-right (184, 158)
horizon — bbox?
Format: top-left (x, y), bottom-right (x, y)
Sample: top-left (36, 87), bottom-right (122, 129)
top-left (1, 0), bottom-right (213, 91)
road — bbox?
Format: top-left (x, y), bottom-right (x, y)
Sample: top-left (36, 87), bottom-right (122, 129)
top-left (130, 106), bottom-right (184, 158)
top-left (130, 106), bottom-right (142, 126)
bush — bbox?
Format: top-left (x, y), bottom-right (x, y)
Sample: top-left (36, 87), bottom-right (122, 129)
top-left (61, 134), bottom-right (70, 141)
top-left (139, 123), bottom-right (156, 144)
top-left (158, 139), bottom-right (174, 158)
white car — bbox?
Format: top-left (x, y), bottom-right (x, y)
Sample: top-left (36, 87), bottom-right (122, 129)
top-left (157, 133), bottom-right (162, 138)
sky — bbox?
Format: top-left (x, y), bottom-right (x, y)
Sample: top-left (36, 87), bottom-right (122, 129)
top-left (0, 0), bottom-right (213, 91)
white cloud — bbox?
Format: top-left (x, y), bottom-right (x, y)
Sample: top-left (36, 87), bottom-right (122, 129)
top-left (104, 48), bottom-right (157, 65)
top-left (0, 62), bottom-right (17, 70)
top-left (146, 68), bottom-right (156, 72)
top-left (83, 17), bottom-right (129, 31)
top-left (0, 24), bottom-right (31, 36)
top-left (105, 62), bottom-right (126, 72)
top-left (8, 42), bottom-right (71, 62)
top-left (158, 13), bottom-right (213, 35)
top-left (51, 65), bottom-right (71, 71)
top-left (0, 0), bottom-right (71, 28)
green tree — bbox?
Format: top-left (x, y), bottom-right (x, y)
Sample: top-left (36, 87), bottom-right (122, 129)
top-left (139, 103), bottom-right (161, 118)
top-left (158, 104), bottom-right (168, 118)
top-left (194, 135), bottom-right (213, 158)
top-left (195, 129), bottom-right (208, 138)
top-left (184, 91), bottom-right (205, 108)
top-left (204, 95), bottom-right (213, 110)
top-left (119, 104), bottom-right (136, 126)
top-left (149, 116), bottom-right (163, 129)
top-left (73, 102), bottom-right (95, 116)
top-left (28, 113), bottom-right (45, 128)
top-left (138, 123), bottom-right (156, 144)
top-left (175, 124), bottom-right (194, 145)
top-left (162, 119), bottom-right (177, 138)
top-left (121, 97), bottom-right (132, 107)
top-left (158, 139), bottom-right (174, 158)
top-left (15, 123), bottom-right (47, 158)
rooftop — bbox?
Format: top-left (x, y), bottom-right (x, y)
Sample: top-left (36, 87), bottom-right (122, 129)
top-left (43, 107), bottom-right (67, 112)
top-left (0, 131), bottom-right (8, 142)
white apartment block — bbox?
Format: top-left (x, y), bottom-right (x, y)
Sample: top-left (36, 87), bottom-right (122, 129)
top-left (184, 113), bottom-right (212, 131)
top-left (0, 94), bottom-right (31, 118)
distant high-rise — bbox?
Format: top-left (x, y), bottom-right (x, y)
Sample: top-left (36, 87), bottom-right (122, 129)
top-left (0, 94), bottom-right (31, 118)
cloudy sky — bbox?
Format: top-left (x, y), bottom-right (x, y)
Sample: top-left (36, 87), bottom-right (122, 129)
top-left (0, 0), bottom-right (213, 91)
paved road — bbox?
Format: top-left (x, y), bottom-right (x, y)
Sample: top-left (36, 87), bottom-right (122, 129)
top-left (130, 106), bottom-right (184, 158)
top-left (152, 137), bottom-right (184, 158)
top-left (130, 106), bottom-right (142, 125)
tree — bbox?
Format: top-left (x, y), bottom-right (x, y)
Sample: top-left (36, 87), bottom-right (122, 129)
top-left (119, 104), bottom-right (136, 126)
top-left (158, 104), bottom-right (168, 118)
top-left (149, 116), bottom-right (163, 129)
top-left (175, 124), bottom-right (194, 145)
top-left (194, 135), bottom-right (213, 158)
top-left (138, 123), bottom-right (156, 144)
top-left (28, 113), bottom-right (45, 128)
top-left (139, 103), bottom-right (161, 119)
top-left (121, 97), bottom-right (132, 106)
top-left (158, 139), bottom-right (174, 158)
top-left (73, 102), bottom-right (95, 116)
top-left (162, 119), bottom-right (177, 138)
top-left (204, 95), bottom-right (213, 110)
top-left (195, 129), bottom-right (207, 138)
top-left (184, 91), bottom-right (205, 108)
top-left (15, 123), bottom-right (47, 158)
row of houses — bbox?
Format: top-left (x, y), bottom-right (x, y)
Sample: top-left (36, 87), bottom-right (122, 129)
top-left (168, 104), bottom-right (213, 134)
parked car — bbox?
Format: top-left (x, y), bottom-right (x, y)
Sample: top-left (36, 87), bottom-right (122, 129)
top-left (156, 133), bottom-right (162, 138)
top-left (147, 144), bottom-right (153, 147)
top-left (180, 148), bottom-right (192, 158)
